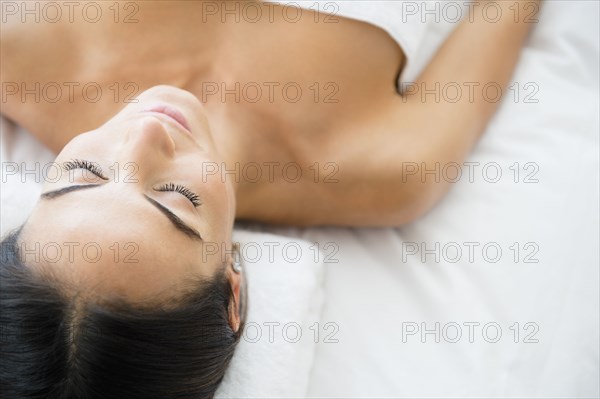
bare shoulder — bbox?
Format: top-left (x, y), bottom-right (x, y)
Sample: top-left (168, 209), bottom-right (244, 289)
top-left (234, 93), bottom-right (434, 227)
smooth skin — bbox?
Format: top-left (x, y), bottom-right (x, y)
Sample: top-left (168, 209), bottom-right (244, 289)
top-left (1, 1), bottom-right (540, 326)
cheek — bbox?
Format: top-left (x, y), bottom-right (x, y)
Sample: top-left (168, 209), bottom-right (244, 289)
top-left (197, 170), bottom-right (236, 241)
top-left (204, 173), bottom-right (235, 218)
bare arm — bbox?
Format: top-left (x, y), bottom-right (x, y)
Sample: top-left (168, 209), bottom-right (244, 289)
top-left (312, 0), bottom-right (542, 227)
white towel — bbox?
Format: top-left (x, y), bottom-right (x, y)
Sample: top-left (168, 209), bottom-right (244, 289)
top-left (217, 228), bottom-right (325, 398)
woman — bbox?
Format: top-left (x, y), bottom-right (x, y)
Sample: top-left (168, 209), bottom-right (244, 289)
top-left (0, 1), bottom-right (539, 397)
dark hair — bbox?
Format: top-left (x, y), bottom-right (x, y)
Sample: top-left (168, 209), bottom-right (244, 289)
top-left (0, 228), bottom-right (245, 399)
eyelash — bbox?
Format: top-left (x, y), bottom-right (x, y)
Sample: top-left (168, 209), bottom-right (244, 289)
top-left (62, 159), bottom-right (107, 179)
top-left (156, 182), bottom-right (201, 207)
top-left (62, 159), bottom-right (200, 207)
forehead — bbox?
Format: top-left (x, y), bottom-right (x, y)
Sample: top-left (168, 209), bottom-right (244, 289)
top-left (19, 189), bottom-right (219, 302)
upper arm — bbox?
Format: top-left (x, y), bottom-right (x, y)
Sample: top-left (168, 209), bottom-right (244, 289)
top-left (234, 97), bottom-right (444, 227)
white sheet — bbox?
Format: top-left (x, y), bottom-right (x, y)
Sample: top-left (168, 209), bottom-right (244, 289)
top-left (1, 1), bottom-right (598, 397)
top-left (266, 1), bottom-right (600, 397)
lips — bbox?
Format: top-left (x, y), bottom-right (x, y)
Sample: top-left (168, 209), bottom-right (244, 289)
top-left (142, 105), bottom-right (192, 134)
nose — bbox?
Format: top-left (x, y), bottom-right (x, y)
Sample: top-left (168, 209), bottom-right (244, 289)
top-left (128, 116), bottom-right (176, 155)
top-left (118, 116), bottom-right (176, 178)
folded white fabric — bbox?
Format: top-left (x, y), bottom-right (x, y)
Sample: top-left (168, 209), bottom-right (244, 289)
top-left (0, 118), bottom-right (326, 398)
top-left (217, 228), bottom-right (325, 398)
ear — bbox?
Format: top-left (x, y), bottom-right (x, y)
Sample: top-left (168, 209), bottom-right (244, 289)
top-left (226, 267), bottom-right (242, 333)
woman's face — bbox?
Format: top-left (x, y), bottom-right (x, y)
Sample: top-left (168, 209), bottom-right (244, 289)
top-left (19, 86), bottom-right (238, 304)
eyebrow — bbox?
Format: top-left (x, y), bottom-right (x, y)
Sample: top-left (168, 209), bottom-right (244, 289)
top-left (143, 196), bottom-right (203, 241)
top-left (40, 185), bottom-right (203, 241)
top-left (40, 184), bottom-right (100, 199)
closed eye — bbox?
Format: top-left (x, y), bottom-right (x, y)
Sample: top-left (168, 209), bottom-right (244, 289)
top-left (155, 182), bottom-right (202, 207)
top-left (62, 159), bottom-right (108, 180)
